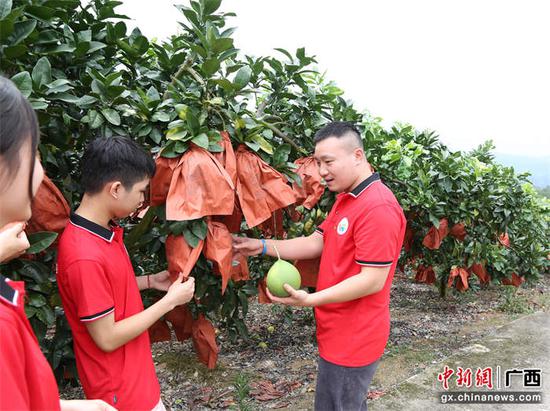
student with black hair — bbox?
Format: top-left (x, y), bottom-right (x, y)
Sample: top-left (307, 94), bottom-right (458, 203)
top-left (0, 76), bottom-right (116, 410)
top-left (234, 121), bottom-right (406, 411)
top-left (56, 137), bottom-right (195, 410)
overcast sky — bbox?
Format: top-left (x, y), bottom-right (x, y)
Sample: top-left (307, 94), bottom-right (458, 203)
top-left (118, 0), bottom-right (550, 158)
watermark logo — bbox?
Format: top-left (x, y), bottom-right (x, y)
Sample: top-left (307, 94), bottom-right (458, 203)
top-left (436, 365), bottom-right (543, 404)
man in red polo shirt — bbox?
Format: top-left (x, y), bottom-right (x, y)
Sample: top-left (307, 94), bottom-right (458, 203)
top-left (233, 122), bottom-right (406, 410)
top-left (57, 137), bottom-right (195, 410)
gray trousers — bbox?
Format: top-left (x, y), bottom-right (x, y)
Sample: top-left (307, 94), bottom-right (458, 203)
top-left (314, 357), bottom-right (380, 411)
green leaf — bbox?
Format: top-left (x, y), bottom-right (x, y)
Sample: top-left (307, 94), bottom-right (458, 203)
top-left (25, 5), bottom-right (55, 20)
top-left (186, 108), bottom-right (200, 135)
top-left (0, 0), bottom-right (12, 19)
top-left (233, 66), bottom-right (251, 89)
top-left (87, 41), bottom-right (107, 54)
top-left (192, 133), bottom-right (209, 149)
top-left (28, 293), bottom-right (48, 308)
top-left (202, 58), bottom-right (220, 76)
top-left (213, 78), bottom-right (235, 93)
top-left (166, 127), bottom-right (188, 141)
top-left (26, 232), bottom-right (58, 254)
top-left (75, 95), bottom-right (98, 108)
top-left (183, 228), bottom-right (201, 248)
top-left (212, 37), bottom-right (233, 54)
top-left (191, 219), bottom-right (207, 240)
top-left (45, 79), bottom-right (72, 94)
top-left (10, 19), bottom-right (36, 44)
top-left (125, 207), bottom-right (156, 250)
top-left (10, 71), bottom-right (32, 98)
top-left (101, 108), bottom-right (121, 126)
top-left (202, 0), bottom-right (222, 15)
top-left (36, 305), bottom-right (55, 325)
top-left (19, 261), bottom-right (50, 283)
top-left (51, 93), bottom-right (79, 103)
top-left (88, 110), bottom-right (104, 129)
top-left (31, 57), bottom-right (52, 88)
top-left (250, 134), bottom-right (273, 154)
top-left (29, 98), bottom-right (48, 110)
top-left (274, 47), bottom-right (293, 61)
top-left (146, 86), bottom-right (160, 101)
top-left (273, 143), bottom-right (291, 165)
top-left (4, 44), bottom-right (27, 58)
top-left (151, 111), bottom-right (170, 122)
top-left (45, 43), bottom-right (76, 54)
top-left (244, 141), bottom-right (260, 152)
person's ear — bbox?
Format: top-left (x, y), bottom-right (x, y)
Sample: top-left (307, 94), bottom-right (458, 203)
top-left (108, 181), bottom-right (123, 199)
top-left (353, 147), bottom-right (364, 165)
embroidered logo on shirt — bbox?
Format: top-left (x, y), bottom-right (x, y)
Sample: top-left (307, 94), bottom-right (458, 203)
top-left (337, 217), bottom-right (349, 235)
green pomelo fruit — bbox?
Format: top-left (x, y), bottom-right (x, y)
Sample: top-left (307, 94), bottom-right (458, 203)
top-left (266, 259), bottom-right (301, 297)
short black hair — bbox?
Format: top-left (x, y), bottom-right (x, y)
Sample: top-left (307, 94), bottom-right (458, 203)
top-left (0, 76), bottom-right (40, 199)
top-left (81, 136), bottom-right (155, 194)
top-left (314, 121), bottom-right (362, 147)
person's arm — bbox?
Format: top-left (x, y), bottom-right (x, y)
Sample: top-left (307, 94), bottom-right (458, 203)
top-left (233, 231), bottom-right (324, 261)
top-left (86, 273), bottom-right (194, 352)
top-left (135, 270), bottom-right (171, 291)
top-left (267, 265), bottom-right (391, 307)
top-left (60, 399), bottom-right (117, 411)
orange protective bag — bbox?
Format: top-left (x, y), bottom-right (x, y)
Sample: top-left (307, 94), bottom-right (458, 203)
top-left (191, 314), bottom-right (219, 369)
top-left (216, 198), bottom-right (243, 233)
top-left (501, 272), bottom-right (524, 287)
top-left (148, 319), bottom-right (171, 343)
top-left (149, 156), bottom-right (179, 206)
top-left (204, 220), bottom-right (233, 294)
top-left (292, 156), bottom-right (325, 209)
top-left (403, 226), bottom-right (414, 252)
top-left (212, 131), bottom-right (237, 185)
top-left (447, 266), bottom-right (469, 291)
top-left (422, 218), bottom-right (449, 250)
top-left (258, 209), bottom-right (285, 238)
top-left (165, 234), bottom-right (204, 282)
top-left (230, 254), bottom-right (250, 282)
top-left (166, 145), bottom-right (235, 221)
top-left (27, 175), bottom-right (70, 235)
top-left (469, 263), bottom-right (490, 284)
top-left (257, 278), bottom-right (272, 304)
top-left (498, 232), bottom-right (511, 248)
top-left (294, 258), bottom-right (319, 288)
top-left (235, 145), bottom-right (296, 228)
top-left (165, 304), bottom-right (193, 341)
top-left (414, 265), bottom-right (436, 284)
top-left (449, 223), bottom-right (467, 241)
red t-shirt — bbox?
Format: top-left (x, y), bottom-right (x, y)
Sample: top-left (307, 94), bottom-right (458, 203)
top-left (56, 213), bottom-right (160, 410)
top-left (315, 173), bottom-right (406, 366)
top-left (0, 275), bottom-right (61, 411)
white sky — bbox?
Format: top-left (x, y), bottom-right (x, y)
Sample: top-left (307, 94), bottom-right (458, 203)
top-left (119, 0), bottom-right (550, 158)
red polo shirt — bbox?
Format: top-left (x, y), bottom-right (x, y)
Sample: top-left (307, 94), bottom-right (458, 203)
top-left (56, 213), bottom-right (160, 410)
top-left (0, 275), bottom-right (61, 410)
top-left (315, 173), bottom-right (406, 366)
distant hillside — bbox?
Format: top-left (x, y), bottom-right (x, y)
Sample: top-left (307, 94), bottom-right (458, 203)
top-left (494, 154), bottom-right (549, 188)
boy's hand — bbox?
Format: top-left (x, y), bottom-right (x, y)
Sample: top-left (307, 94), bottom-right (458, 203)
top-left (60, 399), bottom-right (117, 411)
top-left (164, 272), bottom-right (195, 309)
top-left (149, 270), bottom-right (171, 291)
top-left (266, 284), bottom-right (312, 307)
top-left (0, 222), bottom-right (30, 263)
top-left (232, 236), bottom-right (262, 257)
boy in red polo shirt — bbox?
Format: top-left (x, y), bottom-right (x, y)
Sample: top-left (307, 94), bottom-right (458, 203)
top-left (233, 122), bottom-right (406, 411)
top-left (57, 137), bottom-right (195, 411)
